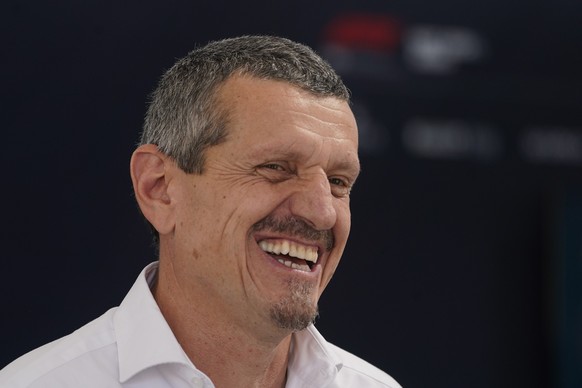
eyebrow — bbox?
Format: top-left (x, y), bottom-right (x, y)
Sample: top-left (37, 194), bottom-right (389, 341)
top-left (335, 159), bottom-right (361, 181)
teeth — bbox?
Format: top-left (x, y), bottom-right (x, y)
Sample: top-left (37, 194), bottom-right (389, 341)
top-left (276, 257), bottom-right (311, 272)
top-left (308, 249), bottom-right (317, 262)
top-left (259, 239), bottom-right (319, 263)
top-left (297, 245), bottom-right (306, 259)
top-left (281, 240), bottom-right (290, 255)
top-left (271, 242), bottom-right (281, 255)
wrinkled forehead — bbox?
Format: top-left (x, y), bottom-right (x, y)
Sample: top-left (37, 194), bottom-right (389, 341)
top-left (216, 75), bottom-right (358, 142)
top-left (212, 76), bottom-right (360, 177)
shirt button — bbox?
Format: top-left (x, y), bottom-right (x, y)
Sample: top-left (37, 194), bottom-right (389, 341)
top-left (191, 375), bottom-right (203, 387)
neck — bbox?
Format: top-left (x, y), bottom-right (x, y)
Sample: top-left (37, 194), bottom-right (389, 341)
top-left (153, 259), bottom-right (292, 388)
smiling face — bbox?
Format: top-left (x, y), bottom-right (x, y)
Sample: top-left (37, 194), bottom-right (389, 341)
top-left (162, 75), bottom-right (360, 337)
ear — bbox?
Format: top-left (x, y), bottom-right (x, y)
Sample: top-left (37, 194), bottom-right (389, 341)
top-left (130, 144), bottom-right (176, 236)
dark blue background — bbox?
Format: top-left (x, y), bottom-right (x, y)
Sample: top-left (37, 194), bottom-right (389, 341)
top-left (2, 1), bottom-right (582, 387)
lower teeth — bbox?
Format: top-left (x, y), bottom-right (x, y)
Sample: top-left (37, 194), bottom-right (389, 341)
top-left (276, 258), bottom-right (310, 272)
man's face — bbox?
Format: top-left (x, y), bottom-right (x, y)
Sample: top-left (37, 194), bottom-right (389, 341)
top-left (165, 75), bottom-right (359, 336)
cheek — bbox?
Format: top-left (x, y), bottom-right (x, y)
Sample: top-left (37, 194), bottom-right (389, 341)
top-left (240, 185), bottom-right (295, 224)
top-left (172, 184), bottom-right (235, 255)
top-left (335, 202), bottom-right (352, 245)
top-left (320, 205), bottom-right (351, 291)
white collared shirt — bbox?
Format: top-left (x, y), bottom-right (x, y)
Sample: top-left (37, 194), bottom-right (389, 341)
top-left (0, 263), bottom-right (401, 388)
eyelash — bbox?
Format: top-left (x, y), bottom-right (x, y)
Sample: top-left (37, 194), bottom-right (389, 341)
top-left (329, 177), bottom-right (348, 187)
top-left (263, 163), bottom-right (286, 171)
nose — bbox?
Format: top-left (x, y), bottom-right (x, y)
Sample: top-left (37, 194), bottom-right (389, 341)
top-left (288, 172), bottom-right (337, 231)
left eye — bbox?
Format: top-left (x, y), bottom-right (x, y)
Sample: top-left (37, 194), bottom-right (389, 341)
top-left (329, 177), bottom-right (352, 197)
top-left (329, 177), bottom-right (346, 186)
top-left (263, 163), bottom-right (285, 171)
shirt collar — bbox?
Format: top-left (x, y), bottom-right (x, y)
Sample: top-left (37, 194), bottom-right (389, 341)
top-left (287, 325), bottom-right (344, 387)
top-left (113, 262), bottom-right (194, 383)
top-left (113, 262), bottom-right (344, 385)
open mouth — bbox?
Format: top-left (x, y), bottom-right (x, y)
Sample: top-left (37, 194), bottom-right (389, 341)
top-left (258, 239), bottom-right (318, 272)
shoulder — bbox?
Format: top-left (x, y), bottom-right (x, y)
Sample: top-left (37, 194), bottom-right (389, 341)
top-left (0, 308), bottom-right (119, 388)
top-left (328, 343), bottom-right (402, 388)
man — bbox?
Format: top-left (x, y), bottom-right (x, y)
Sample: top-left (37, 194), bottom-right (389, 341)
top-left (1, 36), bottom-right (401, 387)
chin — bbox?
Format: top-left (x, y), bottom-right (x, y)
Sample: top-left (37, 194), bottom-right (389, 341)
top-left (268, 278), bottom-right (319, 332)
top-left (269, 303), bottom-right (319, 332)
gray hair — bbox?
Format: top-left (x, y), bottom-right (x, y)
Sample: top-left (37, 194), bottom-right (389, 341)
top-left (140, 35), bottom-right (350, 174)
top-left (138, 35), bottom-right (350, 247)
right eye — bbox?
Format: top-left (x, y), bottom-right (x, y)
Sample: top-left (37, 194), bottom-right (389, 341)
top-left (256, 162), bottom-right (294, 183)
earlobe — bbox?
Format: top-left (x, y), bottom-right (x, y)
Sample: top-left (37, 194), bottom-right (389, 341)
top-left (130, 144), bottom-right (175, 236)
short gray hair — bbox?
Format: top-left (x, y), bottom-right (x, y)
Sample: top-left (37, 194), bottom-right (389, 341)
top-left (138, 35), bottom-right (350, 247)
top-left (140, 35), bottom-right (350, 174)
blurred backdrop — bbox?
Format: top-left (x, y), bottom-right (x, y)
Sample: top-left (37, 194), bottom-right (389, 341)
top-left (2, 1), bottom-right (582, 387)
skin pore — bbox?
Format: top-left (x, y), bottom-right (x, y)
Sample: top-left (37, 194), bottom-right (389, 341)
top-left (130, 75), bottom-right (360, 388)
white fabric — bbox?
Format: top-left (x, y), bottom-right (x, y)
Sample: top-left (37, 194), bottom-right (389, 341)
top-left (0, 262), bottom-right (401, 388)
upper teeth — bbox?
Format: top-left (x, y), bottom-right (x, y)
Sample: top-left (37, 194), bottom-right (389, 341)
top-left (258, 239), bottom-right (318, 263)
